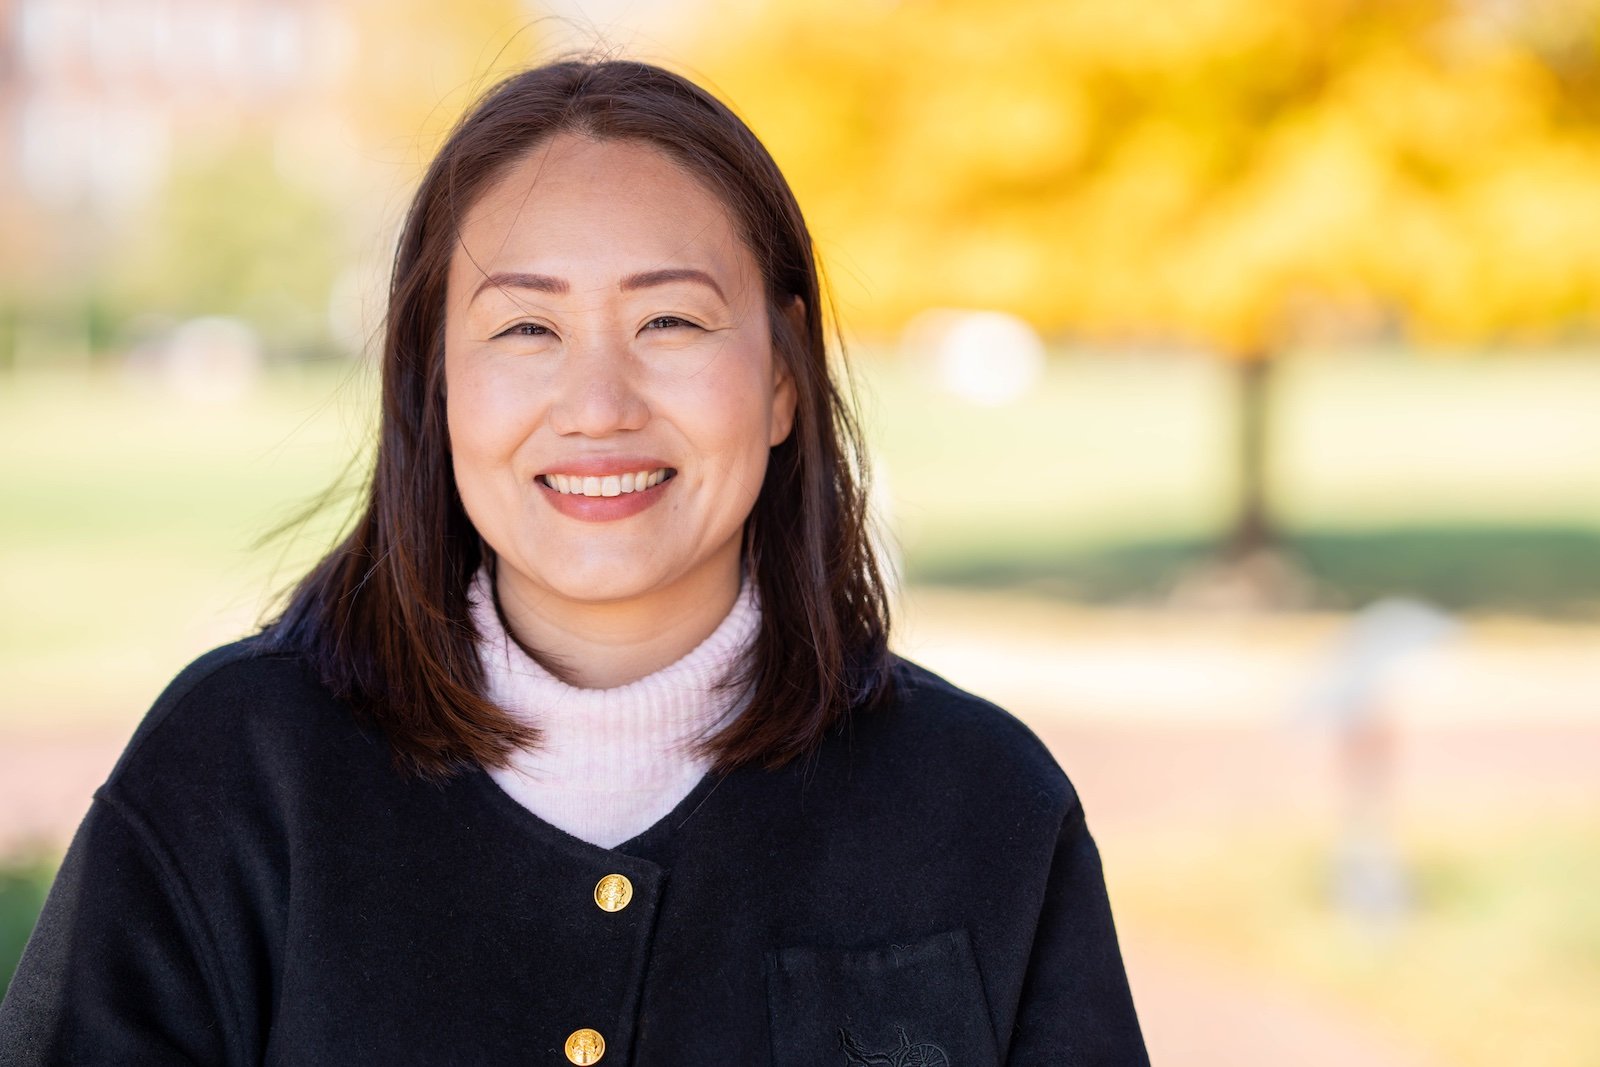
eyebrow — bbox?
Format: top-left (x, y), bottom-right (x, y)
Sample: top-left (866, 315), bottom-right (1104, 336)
top-left (470, 267), bottom-right (727, 304)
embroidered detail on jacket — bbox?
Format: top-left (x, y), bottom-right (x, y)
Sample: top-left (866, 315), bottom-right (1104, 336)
top-left (838, 1026), bottom-right (951, 1066)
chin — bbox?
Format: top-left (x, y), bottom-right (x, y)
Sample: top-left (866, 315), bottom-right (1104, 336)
top-left (512, 551), bottom-right (672, 606)
top-left (546, 573), bottom-right (660, 606)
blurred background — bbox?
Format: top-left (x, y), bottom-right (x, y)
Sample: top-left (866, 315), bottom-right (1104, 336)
top-left (2, 0), bottom-right (1598, 1063)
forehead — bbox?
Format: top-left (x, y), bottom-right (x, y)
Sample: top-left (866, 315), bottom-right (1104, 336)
top-left (449, 133), bottom-right (756, 295)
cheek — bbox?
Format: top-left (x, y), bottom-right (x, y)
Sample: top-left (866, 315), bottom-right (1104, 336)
top-left (446, 367), bottom-right (539, 550)
top-left (445, 356), bottom-right (534, 466)
top-left (673, 360), bottom-right (777, 475)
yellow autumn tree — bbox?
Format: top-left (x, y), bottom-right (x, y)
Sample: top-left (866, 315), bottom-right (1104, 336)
top-left (686, 0), bottom-right (1600, 560)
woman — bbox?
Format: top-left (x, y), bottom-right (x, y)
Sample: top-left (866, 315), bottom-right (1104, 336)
top-left (0, 59), bottom-right (1148, 1065)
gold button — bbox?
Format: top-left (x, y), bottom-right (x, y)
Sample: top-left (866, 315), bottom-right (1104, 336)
top-left (564, 1028), bottom-right (605, 1064)
top-left (593, 873), bottom-right (633, 912)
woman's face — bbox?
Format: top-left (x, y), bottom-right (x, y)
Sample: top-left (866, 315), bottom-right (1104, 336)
top-left (443, 133), bottom-right (796, 616)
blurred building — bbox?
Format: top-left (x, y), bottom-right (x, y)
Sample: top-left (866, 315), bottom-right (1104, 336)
top-left (0, 0), bottom-right (375, 367)
top-left (0, 0), bottom-right (348, 219)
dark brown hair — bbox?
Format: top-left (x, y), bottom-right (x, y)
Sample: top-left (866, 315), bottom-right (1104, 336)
top-left (260, 56), bottom-right (894, 781)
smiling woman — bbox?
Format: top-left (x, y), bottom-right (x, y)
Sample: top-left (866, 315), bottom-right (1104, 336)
top-left (445, 135), bottom-right (796, 688)
top-left (0, 58), bottom-right (1148, 1066)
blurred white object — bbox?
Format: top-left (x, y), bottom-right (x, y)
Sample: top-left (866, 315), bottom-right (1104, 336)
top-left (1298, 598), bottom-right (1459, 932)
top-left (123, 316), bottom-right (263, 404)
top-left (901, 309), bottom-right (1046, 406)
top-left (1300, 597), bottom-right (1462, 729)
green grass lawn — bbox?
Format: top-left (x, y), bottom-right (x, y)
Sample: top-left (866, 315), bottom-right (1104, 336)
top-left (1, 361), bottom-right (375, 727)
top-left (860, 350), bottom-right (1600, 547)
top-left (861, 350), bottom-right (1600, 613)
top-left (2, 349), bottom-right (1598, 728)
top-left (0, 855), bottom-right (55, 995)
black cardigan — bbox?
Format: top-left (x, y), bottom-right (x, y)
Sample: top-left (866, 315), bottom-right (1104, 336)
top-left (0, 635), bottom-right (1150, 1065)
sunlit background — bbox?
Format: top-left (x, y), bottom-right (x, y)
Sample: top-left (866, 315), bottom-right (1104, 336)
top-left (3, 1), bottom-right (1599, 1063)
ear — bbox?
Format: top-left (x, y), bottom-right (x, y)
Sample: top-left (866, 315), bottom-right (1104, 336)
top-left (769, 296), bottom-right (803, 447)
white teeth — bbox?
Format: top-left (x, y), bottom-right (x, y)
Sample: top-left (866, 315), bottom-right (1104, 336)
top-left (544, 468), bottom-right (671, 497)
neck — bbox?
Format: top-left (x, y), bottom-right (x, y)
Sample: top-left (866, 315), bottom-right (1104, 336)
top-left (490, 558), bottom-right (744, 689)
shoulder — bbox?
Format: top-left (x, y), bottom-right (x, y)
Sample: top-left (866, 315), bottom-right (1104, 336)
top-left (842, 654), bottom-right (1079, 818)
top-left (101, 631), bottom-right (383, 817)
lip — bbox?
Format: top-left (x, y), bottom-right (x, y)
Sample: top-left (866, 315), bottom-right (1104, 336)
top-left (535, 457), bottom-right (676, 523)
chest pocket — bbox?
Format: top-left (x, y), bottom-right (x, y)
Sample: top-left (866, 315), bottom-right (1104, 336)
top-left (765, 928), bottom-right (999, 1067)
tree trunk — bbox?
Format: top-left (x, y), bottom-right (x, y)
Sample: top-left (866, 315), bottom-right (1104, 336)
top-left (1168, 349), bottom-right (1309, 610)
top-left (1227, 352), bottom-right (1275, 560)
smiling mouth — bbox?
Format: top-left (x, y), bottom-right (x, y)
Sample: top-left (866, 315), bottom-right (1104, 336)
top-left (538, 467), bottom-right (676, 497)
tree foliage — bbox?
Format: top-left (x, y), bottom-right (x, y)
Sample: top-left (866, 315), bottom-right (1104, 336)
top-left (690, 0), bottom-right (1600, 349)
top-left (107, 141), bottom-right (342, 352)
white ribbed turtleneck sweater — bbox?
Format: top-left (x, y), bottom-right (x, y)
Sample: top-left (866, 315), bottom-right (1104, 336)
top-left (466, 565), bottom-right (760, 849)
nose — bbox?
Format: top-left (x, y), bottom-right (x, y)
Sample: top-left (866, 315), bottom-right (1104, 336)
top-left (546, 333), bottom-right (650, 438)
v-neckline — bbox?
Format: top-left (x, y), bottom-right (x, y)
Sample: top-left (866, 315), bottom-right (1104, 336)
top-left (464, 758), bottom-right (734, 863)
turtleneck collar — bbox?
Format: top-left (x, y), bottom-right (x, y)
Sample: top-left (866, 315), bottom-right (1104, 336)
top-left (466, 563), bottom-right (761, 848)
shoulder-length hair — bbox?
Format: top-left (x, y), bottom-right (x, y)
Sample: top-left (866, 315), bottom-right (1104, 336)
top-left (260, 57), bottom-right (894, 781)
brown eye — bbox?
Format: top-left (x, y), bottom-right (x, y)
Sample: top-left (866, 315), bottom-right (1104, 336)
top-left (644, 316), bottom-right (695, 331)
top-left (497, 322), bottom-right (550, 338)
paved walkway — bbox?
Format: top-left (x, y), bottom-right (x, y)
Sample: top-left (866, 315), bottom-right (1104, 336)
top-left (0, 729), bottom-right (124, 856)
top-left (1123, 933), bottom-right (1448, 1067)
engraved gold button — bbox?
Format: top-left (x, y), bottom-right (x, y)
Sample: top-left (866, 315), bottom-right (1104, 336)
top-left (564, 1028), bottom-right (605, 1064)
top-left (593, 873), bottom-right (633, 912)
